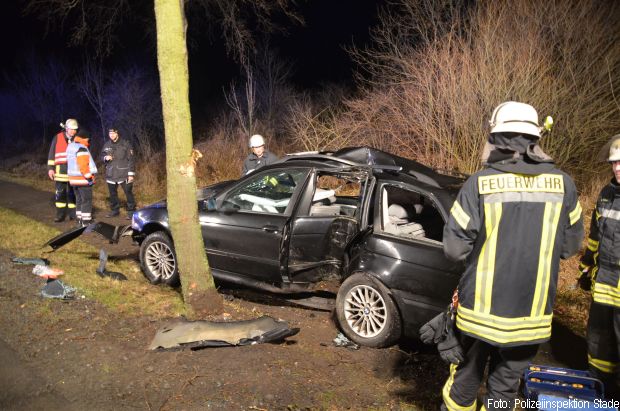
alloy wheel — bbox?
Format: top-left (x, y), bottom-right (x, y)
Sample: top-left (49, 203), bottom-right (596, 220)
top-left (343, 284), bottom-right (387, 338)
top-left (145, 241), bottom-right (176, 281)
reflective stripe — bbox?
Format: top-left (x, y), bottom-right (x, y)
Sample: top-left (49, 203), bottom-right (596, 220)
top-left (458, 305), bottom-right (552, 330)
top-left (55, 202), bottom-right (67, 208)
top-left (531, 202), bottom-right (562, 317)
top-left (475, 203), bottom-right (501, 313)
top-left (47, 159), bottom-right (55, 166)
top-left (600, 208), bottom-right (620, 221)
top-left (484, 192), bottom-right (563, 204)
top-left (442, 363), bottom-right (476, 411)
top-left (587, 238), bottom-right (599, 252)
top-left (456, 314), bottom-right (551, 344)
top-left (593, 282), bottom-right (620, 308)
top-left (579, 262), bottom-right (591, 271)
top-left (450, 201), bottom-right (470, 230)
top-left (569, 201), bottom-right (582, 225)
top-left (478, 174), bottom-right (564, 194)
top-left (588, 354), bottom-right (619, 373)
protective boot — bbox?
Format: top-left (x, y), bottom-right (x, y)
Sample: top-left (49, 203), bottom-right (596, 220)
top-left (54, 209), bottom-right (66, 223)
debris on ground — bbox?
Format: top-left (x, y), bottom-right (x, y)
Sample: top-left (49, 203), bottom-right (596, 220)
top-left (41, 279), bottom-right (76, 300)
top-left (148, 315), bottom-right (300, 351)
top-left (43, 225), bottom-right (89, 250)
top-left (42, 222), bottom-right (132, 251)
top-left (32, 264), bottom-right (64, 280)
top-left (96, 249), bottom-right (127, 281)
top-left (11, 257), bottom-right (50, 266)
top-left (332, 332), bottom-right (360, 350)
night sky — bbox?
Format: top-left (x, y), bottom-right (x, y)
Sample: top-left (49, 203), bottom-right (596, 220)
top-left (1, 1), bottom-right (383, 100)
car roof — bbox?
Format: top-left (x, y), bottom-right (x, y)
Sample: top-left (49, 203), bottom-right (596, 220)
top-left (278, 146), bottom-right (466, 191)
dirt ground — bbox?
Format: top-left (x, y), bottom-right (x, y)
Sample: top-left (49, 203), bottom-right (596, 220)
top-left (0, 179), bottom-right (589, 410)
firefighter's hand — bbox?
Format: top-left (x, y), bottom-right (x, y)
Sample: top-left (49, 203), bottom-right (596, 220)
top-left (437, 331), bottom-right (465, 365)
top-left (127, 176), bottom-right (134, 184)
top-left (578, 271), bottom-right (592, 291)
top-left (48, 169), bottom-right (55, 180)
top-left (419, 312), bottom-right (447, 345)
top-left (104, 155), bottom-right (113, 162)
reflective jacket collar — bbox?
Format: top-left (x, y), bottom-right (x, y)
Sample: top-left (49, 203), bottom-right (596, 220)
top-left (74, 136), bottom-right (89, 147)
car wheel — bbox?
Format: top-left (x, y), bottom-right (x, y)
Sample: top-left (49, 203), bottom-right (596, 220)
top-left (336, 273), bottom-right (402, 348)
top-left (139, 231), bottom-right (180, 286)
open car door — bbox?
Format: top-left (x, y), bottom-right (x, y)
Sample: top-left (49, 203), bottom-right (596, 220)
top-left (284, 169), bottom-right (370, 283)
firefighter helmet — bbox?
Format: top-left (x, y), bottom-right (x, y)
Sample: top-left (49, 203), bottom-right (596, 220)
top-left (608, 134), bottom-right (620, 162)
top-left (63, 118), bottom-right (79, 130)
top-left (489, 102), bottom-right (540, 138)
top-left (249, 134), bottom-right (265, 148)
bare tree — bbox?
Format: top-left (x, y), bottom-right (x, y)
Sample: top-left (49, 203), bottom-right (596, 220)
top-left (76, 55), bottom-right (106, 142)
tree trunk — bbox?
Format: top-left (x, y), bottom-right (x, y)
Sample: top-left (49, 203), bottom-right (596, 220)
top-left (153, 0), bottom-right (222, 318)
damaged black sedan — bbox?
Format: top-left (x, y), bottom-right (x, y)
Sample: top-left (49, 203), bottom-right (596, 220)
top-left (131, 147), bottom-right (465, 347)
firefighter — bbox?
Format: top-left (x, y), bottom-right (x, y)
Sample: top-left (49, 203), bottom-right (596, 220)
top-left (579, 134), bottom-right (620, 398)
top-left (441, 101), bottom-right (584, 410)
top-left (102, 127), bottom-right (136, 219)
top-left (241, 134), bottom-right (278, 176)
top-left (67, 132), bottom-right (97, 227)
top-left (47, 119), bottom-right (79, 222)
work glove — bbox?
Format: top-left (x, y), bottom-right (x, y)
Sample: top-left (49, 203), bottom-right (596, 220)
top-left (419, 311), bottom-right (448, 345)
top-left (577, 271), bottom-right (592, 291)
top-left (437, 325), bottom-right (465, 365)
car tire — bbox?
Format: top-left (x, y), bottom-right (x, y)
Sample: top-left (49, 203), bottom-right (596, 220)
top-left (336, 273), bottom-right (402, 348)
top-left (139, 231), bottom-right (180, 286)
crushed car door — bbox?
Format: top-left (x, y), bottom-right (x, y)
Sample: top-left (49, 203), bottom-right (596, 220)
top-left (199, 168), bottom-right (309, 283)
top-left (284, 169), bottom-right (369, 283)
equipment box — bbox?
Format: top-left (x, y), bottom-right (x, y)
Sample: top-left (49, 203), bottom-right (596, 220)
top-left (522, 365), bottom-right (617, 410)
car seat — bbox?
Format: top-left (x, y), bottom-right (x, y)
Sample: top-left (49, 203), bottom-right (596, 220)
top-left (384, 203), bottom-right (425, 239)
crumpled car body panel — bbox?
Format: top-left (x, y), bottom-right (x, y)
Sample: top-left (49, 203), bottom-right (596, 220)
top-left (148, 315), bottom-right (299, 350)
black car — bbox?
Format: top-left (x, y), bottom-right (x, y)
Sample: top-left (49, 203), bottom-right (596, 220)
top-left (131, 147), bottom-right (465, 347)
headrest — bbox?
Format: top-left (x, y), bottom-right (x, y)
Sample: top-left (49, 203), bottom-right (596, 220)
top-left (388, 204), bottom-right (409, 219)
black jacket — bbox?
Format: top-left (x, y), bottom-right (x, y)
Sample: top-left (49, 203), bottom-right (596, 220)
top-left (580, 178), bottom-right (620, 308)
top-left (101, 138), bottom-right (135, 183)
top-left (443, 137), bottom-right (583, 347)
top-left (241, 150), bottom-right (278, 176)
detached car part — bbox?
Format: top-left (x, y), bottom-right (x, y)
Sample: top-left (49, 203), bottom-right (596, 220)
top-left (148, 315), bottom-right (299, 350)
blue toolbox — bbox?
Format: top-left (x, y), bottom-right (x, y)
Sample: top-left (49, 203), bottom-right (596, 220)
top-left (522, 365), bottom-right (618, 410)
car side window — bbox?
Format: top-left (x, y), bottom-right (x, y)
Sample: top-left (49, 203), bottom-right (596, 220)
top-left (309, 173), bottom-right (363, 217)
top-left (380, 185), bottom-right (445, 243)
top-left (222, 169), bottom-right (306, 214)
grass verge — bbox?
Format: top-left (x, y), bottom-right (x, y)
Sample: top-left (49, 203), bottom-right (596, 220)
top-left (0, 206), bottom-right (185, 318)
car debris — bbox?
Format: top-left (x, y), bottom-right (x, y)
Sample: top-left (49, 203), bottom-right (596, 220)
top-left (332, 332), bottom-right (360, 350)
top-left (42, 222), bottom-right (131, 251)
top-left (11, 257), bottom-right (50, 266)
top-left (148, 315), bottom-right (299, 351)
top-left (41, 279), bottom-right (76, 300)
top-left (96, 249), bottom-right (127, 281)
top-left (32, 264), bottom-right (64, 280)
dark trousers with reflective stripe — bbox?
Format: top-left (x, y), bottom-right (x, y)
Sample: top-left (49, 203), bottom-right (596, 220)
top-left (54, 181), bottom-right (76, 218)
top-left (587, 300), bottom-right (620, 398)
top-left (441, 334), bottom-right (538, 411)
top-left (74, 185), bottom-right (93, 223)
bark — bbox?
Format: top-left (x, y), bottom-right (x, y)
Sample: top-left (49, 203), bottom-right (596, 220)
top-left (154, 0), bottom-right (222, 318)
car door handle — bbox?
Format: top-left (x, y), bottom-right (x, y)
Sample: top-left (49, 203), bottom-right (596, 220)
top-left (262, 225), bottom-right (279, 233)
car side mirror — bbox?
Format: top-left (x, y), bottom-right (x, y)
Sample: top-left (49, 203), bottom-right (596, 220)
top-left (206, 198), bottom-right (217, 211)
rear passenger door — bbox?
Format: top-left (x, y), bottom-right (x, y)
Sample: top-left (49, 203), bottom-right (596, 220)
top-left (285, 169), bottom-right (369, 282)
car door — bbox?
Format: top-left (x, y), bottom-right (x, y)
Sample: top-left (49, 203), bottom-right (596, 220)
top-left (362, 182), bottom-right (462, 325)
top-left (285, 168), bottom-right (370, 283)
top-left (198, 168), bottom-right (310, 283)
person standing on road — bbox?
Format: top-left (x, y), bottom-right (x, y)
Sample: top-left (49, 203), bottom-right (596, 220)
top-left (47, 119), bottom-right (79, 222)
top-left (67, 132), bottom-right (97, 227)
top-left (440, 101), bottom-right (584, 411)
top-left (241, 134), bottom-right (278, 176)
top-left (102, 127), bottom-right (136, 219)
top-left (578, 134), bottom-right (620, 399)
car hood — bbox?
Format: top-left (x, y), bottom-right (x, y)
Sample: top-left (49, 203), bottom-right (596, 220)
top-left (144, 180), bottom-right (236, 209)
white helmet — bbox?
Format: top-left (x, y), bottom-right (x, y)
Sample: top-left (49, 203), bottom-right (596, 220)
top-left (249, 134), bottom-right (265, 148)
top-left (608, 134), bottom-right (620, 162)
top-left (489, 102), bottom-right (540, 138)
top-left (62, 118), bottom-right (79, 130)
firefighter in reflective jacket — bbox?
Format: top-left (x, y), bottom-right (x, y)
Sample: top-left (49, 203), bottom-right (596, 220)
top-left (579, 134), bottom-right (620, 397)
top-left (67, 134), bottom-right (97, 227)
top-left (47, 119), bottom-right (79, 222)
top-left (441, 102), bottom-right (584, 411)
